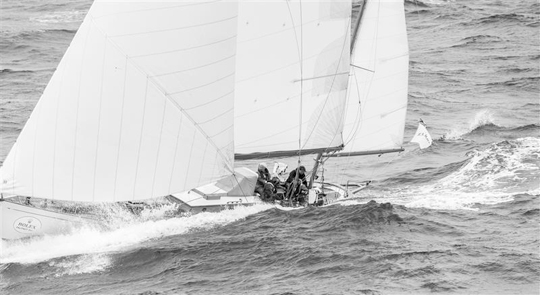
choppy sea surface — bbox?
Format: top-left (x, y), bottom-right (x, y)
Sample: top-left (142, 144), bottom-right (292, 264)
top-left (0, 0), bottom-right (539, 294)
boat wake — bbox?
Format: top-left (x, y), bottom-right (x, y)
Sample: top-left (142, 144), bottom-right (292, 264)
top-left (0, 203), bottom-right (273, 270)
top-left (351, 137), bottom-right (540, 211)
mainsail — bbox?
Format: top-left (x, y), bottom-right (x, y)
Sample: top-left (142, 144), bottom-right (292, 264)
top-left (0, 1), bottom-right (239, 202)
top-left (234, 0), bottom-right (352, 160)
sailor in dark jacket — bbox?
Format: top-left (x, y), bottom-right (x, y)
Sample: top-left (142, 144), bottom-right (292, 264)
top-left (285, 166), bottom-right (308, 202)
top-left (254, 163), bottom-right (275, 202)
top-left (286, 165), bottom-right (307, 186)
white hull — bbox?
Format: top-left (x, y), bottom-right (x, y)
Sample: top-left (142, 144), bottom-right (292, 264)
top-left (0, 200), bottom-right (93, 240)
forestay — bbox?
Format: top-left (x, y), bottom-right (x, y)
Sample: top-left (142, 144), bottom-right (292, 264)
top-left (340, 0), bottom-right (409, 156)
top-left (234, 0), bottom-right (352, 160)
top-left (0, 0), bottom-right (239, 202)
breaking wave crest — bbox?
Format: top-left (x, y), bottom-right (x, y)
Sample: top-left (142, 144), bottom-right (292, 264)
top-left (30, 10), bottom-right (85, 24)
top-left (442, 109), bottom-right (497, 140)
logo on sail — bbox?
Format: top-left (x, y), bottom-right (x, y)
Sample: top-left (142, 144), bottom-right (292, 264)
top-left (13, 216), bottom-right (42, 233)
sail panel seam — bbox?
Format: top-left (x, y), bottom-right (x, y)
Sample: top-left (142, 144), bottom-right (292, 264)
top-left (70, 18), bottom-right (92, 201)
top-left (131, 35), bottom-right (237, 59)
top-left (183, 90), bottom-right (233, 111)
top-left (93, 22), bottom-right (237, 174)
top-left (151, 90), bottom-right (169, 198)
top-left (152, 53), bottom-right (236, 78)
top-left (91, 26), bottom-right (109, 202)
top-left (168, 72), bottom-right (235, 95)
top-left (108, 15), bottom-right (238, 38)
top-left (168, 114), bottom-right (183, 193)
top-left (133, 79), bottom-right (150, 200)
top-left (195, 107), bottom-right (233, 126)
top-left (111, 57), bottom-right (129, 202)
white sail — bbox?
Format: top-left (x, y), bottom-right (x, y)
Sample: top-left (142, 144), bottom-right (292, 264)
top-left (0, 0), bottom-right (239, 202)
top-left (341, 0), bottom-right (409, 155)
top-left (411, 122), bottom-right (433, 149)
top-left (234, 0), bottom-right (352, 159)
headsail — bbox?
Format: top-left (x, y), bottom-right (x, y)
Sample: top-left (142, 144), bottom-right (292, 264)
top-left (234, 0), bottom-right (352, 160)
top-left (339, 0), bottom-right (409, 156)
top-left (0, 1), bottom-right (239, 202)
top-left (410, 120), bottom-right (433, 149)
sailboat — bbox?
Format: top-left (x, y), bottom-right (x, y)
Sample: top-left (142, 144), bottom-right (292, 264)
top-left (0, 0), bottom-right (410, 240)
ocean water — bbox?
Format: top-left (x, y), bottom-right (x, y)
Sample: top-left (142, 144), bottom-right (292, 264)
top-left (0, 0), bottom-right (539, 294)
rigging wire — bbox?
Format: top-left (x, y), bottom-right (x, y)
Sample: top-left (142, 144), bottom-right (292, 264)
top-left (298, 0), bottom-right (304, 168)
top-left (285, 0), bottom-right (304, 172)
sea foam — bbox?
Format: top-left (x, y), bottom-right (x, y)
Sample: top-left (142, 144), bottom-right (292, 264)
top-left (0, 203), bottom-right (272, 266)
top-left (350, 137), bottom-right (539, 211)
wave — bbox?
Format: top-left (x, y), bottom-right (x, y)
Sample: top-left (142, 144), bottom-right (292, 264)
top-left (2, 28), bottom-right (77, 45)
top-left (12, 29), bottom-right (76, 39)
top-left (466, 123), bottom-right (540, 139)
top-left (442, 110), bottom-right (497, 140)
top-left (382, 160), bottom-right (465, 186)
top-left (441, 110), bottom-right (540, 141)
top-left (406, 9), bottom-right (432, 15)
top-left (405, 0), bottom-right (430, 8)
top-left (482, 76), bottom-right (540, 91)
top-left (0, 69), bottom-right (35, 75)
top-left (510, 123), bottom-right (540, 132)
top-left (520, 103), bottom-right (540, 112)
top-left (30, 10), bottom-right (85, 24)
top-left (487, 193), bottom-right (540, 218)
top-left (476, 13), bottom-right (538, 25)
top-left (499, 67), bottom-right (537, 74)
top-left (451, 35), bottom-right (503, 48)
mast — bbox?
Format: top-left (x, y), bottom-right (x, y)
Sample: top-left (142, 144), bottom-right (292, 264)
top-left (351, 0), bottom-right (367, 52)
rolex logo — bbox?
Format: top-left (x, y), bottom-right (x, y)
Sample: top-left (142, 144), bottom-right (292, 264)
top-left (14, 216), bottom-right (42, 234)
